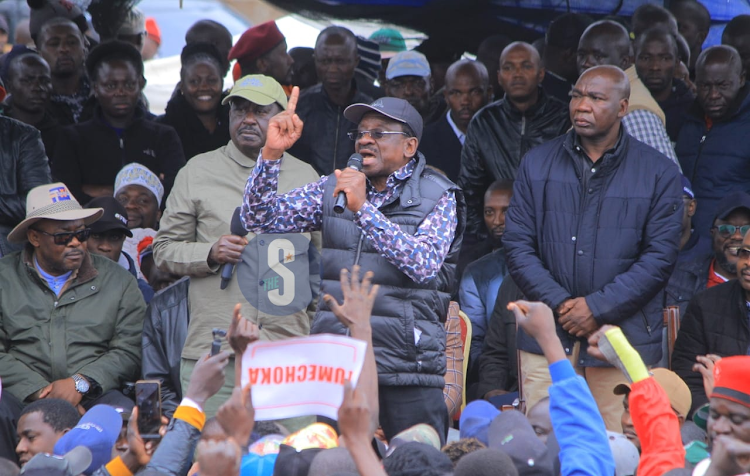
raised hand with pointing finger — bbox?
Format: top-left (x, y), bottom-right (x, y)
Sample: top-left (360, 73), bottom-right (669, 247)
top-left (263, 86), bottom-right (303, 161)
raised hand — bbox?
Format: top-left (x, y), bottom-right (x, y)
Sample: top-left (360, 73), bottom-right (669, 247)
top-left (263, 86), bottom-right (304, 161)
top-left (322, 265), bottom-right (379, 333)
top-left (586, 325), bottom-right (620, 362)
top-left (694, 354), bottom-right (722, 398)
top-left (185, 351), bottom-right (230, 408)
top-left (227, 303), bottom-right (261, 356)
top-left (509, 300), bottom-right (566, 364)
top-left (216, 384), bottom-right (255, 447)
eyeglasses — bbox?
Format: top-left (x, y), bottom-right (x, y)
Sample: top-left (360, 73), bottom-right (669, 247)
top-left (32, 228), bottom-right (91, 246)
top-left (347, 130), bottom-right (410, 141)
top-left (91, 232), bottom-right (126, 243)
top-left (738, 247), bottom-right (750, 260)
top-left (714, 224), bottom-right (750, 238)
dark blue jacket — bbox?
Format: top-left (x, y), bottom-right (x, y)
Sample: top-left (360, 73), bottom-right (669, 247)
top-left (505, 129), bottom-right (683, 366)
top-left (676, 85), bottom-right (750, 237)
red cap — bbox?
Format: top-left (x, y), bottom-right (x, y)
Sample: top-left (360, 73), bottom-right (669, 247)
top-left (228, 21), bottom-right (285, 63)
top-left (145, 17), bottom-right (161, 46)
top-left (711, 356), bottom-right (750, 407)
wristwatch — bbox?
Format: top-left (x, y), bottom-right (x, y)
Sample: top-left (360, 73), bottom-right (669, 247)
top-left (72, 374), bottom-right (90, 395)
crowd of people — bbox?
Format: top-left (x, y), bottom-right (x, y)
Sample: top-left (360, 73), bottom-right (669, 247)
top-left (1, 0), bottom-right (750, 475)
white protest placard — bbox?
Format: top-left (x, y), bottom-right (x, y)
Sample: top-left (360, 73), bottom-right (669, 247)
top-left (240, 334), bottom-right (367, 421)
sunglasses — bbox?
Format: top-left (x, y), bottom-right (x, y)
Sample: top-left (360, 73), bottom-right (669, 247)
top-left (739, 247), bottom-right (750, 260)
top-left (347, 130), bottom-right (410, 141)
top-left (714, 224), bottom-right (750, 238)
top-left (32, 228), bottom-right (91, 246)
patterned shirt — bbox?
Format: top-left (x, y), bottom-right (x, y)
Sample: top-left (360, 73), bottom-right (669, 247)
top-left (241, 155), bottom-right (458, 284)
top-left (50, 77), bottom-right (91, 124)
top-left (622, 109), bottom-right (681, 167)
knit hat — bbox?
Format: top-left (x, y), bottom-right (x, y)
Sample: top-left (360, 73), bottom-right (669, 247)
top-left (145, 17), bottom-right (161, 46)
top-left (355, 36), bottom-right (381, 82)
top-left (116, 8), bottom-right (145, 36)
top-left (114, 163), bottom-right (165, 206)
top-left (711, 356), bottom-right (750, 407)
top-left (8, 183), bottom-right (103, 244)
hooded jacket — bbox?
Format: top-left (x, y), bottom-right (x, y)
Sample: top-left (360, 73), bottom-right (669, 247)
top-left (458, 88), bottom-right (570, 237)
top-left (505, 129), bottom-right (683, 367)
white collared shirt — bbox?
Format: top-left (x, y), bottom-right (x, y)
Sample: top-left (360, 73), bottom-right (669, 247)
top-left (445, 110), bottom-right (466, 145)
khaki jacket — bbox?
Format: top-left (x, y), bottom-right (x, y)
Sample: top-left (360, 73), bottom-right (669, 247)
top-left (0, 248), bottom-right (145, 401)
top-left (626, 65), bottom-right (667, 125)
top-left (153, 141), bottom-right (321, 359)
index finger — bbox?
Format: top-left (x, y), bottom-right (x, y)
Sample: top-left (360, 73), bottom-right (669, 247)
top-left (287, 86), bottom-right (300, 114)
top-left (229, 303), bottom-right (242, 336)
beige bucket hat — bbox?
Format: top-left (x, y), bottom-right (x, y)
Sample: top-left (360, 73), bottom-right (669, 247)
top-left (8, 183), bottom-right (104, 244)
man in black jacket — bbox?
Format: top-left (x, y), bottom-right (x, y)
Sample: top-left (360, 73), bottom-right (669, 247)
top-left (504, 65), bottom-right (683, 431)
top-left (0, 116), bottom-right (51, 256)
top-left (420, 59), bottom-right (491, 182)
top-left (458, 41), bottom-right (570, 238)
top-left (672, 228), bottom-right (750, 416)
top-left (289, 26), bottom-right (372, 175)
top-left (51, 41), bottom-right (186, 205)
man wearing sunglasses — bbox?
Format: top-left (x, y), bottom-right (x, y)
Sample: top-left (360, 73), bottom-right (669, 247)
top-left (0, 183), bottom-right (146, 461)
top-left (672, 191), bottom-right (750, 415)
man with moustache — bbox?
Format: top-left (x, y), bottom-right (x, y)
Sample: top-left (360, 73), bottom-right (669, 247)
top-left (458, 41), bottom-right (570, 239)
top-left (241, 91), bottom-right (464, 444)
top-left (0, 183), bottom-right (145, 460)
top-left (153, 75), bottom-right (320, 417)
top-left (503, 65), bottom-right (683, 430)
top-left (677, 46), bottom-right (750, 238)
top-left (672, 194), bottom-right (750, 415)
top-left (419, 59), bottom-right (492, 182)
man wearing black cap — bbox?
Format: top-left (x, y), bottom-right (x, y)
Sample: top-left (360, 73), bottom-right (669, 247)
top-left (672, 193), bottom-right (750, 415)
top-left (241, 88), bottom-right (465, 444)
top-left (85, 197), bottom-right (153, 303)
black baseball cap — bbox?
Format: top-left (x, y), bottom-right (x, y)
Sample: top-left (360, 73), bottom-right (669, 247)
top-left (713, 191), bottom-right (750, 222)
top-left (344, 97), bottom-right (424, 142)
top-left (85, 197), bottom-right (133, 237)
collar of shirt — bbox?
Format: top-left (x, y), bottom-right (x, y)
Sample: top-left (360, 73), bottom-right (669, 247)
top-left (445, 110), bottom-right (466, 145)
top-left (34, 254), bottom-right (73, 296)
top-left (366, 158), bottom-right (417, 205)
top-left (571, 127), bottom-right (625, 166)
top-left (707, 259), bottom-right (729, 288)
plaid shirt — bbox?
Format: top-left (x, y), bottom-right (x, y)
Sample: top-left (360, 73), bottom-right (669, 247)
top-left (241, 156), bottom-right (458, 284)
top-left (622, 109), bottom-right (680, 167)
top-left (443, 302), bottom-right (463, 418)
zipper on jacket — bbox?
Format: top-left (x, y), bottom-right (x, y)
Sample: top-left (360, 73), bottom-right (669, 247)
top-left (690, 128), bottom-right (709, 183)
top-left (353, 233), bottom-right (365, 266)
top-left (520, 115), bottom-right (526, 135)
top-left (333, 108), bottom-right (341, 174)
top-left (119, 137), bottom-right (124, 149)
top-left (641, 311), bottom-right (652, 336)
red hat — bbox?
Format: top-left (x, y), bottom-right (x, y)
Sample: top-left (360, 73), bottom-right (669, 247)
top-left (146, 17), bottom-right (161, 46)
top-left (711, 356), bottom-right (750, 407)
top-left (228, 21), bottom-right (285, 63)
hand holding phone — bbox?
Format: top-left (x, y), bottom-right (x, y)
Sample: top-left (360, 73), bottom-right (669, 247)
top-left (135, 380), bottom-right (162, 441)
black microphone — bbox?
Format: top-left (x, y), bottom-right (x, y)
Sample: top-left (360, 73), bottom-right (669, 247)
top-left (220, 207), bottom-right (249, 290)
top-left (333, 153), bottom-right (364, 214)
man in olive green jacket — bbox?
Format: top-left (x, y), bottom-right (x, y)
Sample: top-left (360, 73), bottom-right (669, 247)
top-left (0, 183), bottom-right (145, 462)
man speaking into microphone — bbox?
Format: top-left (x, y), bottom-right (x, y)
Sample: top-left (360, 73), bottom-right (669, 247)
top-left (241, 90), bottom-right (465, 443)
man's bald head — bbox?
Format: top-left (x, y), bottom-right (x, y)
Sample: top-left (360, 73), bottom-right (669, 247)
top-left (695, 46), bottom-right (745, 120)
top-left (578, 65), bottom-right (630, 100)
top-left (500, 41), bottom-right (541, 68)
top-left (445, 59), bottom-right (489, 88)
top-left (577, 20), bottom-right (632, 74)
top-left (697, 45), bottom-right (743, 78)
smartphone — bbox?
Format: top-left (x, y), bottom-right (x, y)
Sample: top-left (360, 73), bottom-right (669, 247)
top-left (135, 380), bottom-right (162, 440)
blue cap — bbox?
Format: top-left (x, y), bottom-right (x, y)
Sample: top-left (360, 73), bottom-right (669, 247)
top-left (54, 405), bottom-right (122, 475)
top-left (241, 453), bottom-right (278, 476)
top-left (385, 50), bottom-right (431, 80)
top-left (459, 400), bottom-right (500, 445)
top-left (681, 175), bottom-right (694, 199)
